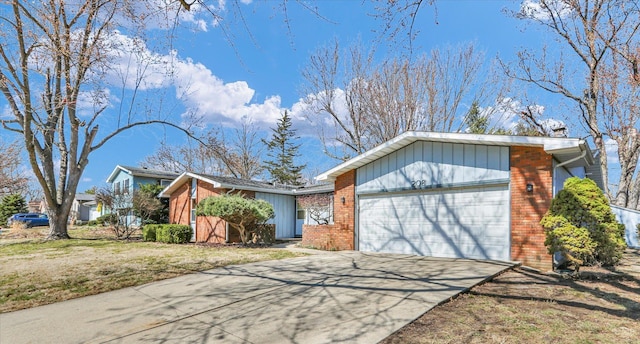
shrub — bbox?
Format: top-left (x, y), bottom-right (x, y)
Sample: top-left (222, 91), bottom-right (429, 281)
top-left (197, 194), bottom-right (275, 244)
top-left (541, 215), bottom-right (596, 271)
top-left (87, 220), bottom-right (98, 226)
top-left (155, 224), bottom-right (192, 244)
top-left (142, 224), bottom-right (161, 242)
top-left (541, 177), bottom-right (626, 270)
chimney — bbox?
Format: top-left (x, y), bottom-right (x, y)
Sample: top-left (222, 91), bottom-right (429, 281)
top-left (551, 125), bottom-right (568, 138)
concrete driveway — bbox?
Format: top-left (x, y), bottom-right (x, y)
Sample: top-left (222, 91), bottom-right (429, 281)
top-left (0, 251), bottom-right (515, 344)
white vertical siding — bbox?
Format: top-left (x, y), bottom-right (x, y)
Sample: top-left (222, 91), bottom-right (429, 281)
top-left (256, 192), bottom-right (296, 239)
top-left (356, 142), bottom-right (510, 193)
top-left (553, 165), bottom-right (587, 196)
top-left (610, 205), bottom-right (640, 248)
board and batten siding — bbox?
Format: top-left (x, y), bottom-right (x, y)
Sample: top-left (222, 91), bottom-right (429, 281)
top-left (610, 205), bottom-right (640, 248)
top-left (256, 192), bottom-right (296, 239)
top-left (356, 141), bottom-right (510, 194)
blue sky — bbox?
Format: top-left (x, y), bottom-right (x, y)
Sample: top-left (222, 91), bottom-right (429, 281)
top-left (2, 0), bottom-right (617, 193)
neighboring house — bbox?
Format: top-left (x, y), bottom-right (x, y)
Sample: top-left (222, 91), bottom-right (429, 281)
top-left (107, 165), bottom-right (180, 193)
top-left (28, 200), bottom-right (49, 215)
top-left (106, 165), bottom-right (181, 225)
top-left (159, 173), bottom-right (333, 242)
top-left (69, 193), bottom-right (100, 223)
top-left (307, 131), bottom-right (603, 272)
top-left (27, 201), bottom-right (43, 213)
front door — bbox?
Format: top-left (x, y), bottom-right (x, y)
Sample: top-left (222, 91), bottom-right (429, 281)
top-left (295, 205), bottom-right (305, 237)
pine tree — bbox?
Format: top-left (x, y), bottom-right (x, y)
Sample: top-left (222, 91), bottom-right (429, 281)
top-left (464, 101), bottom-right (489, 134)
top-left (0, 194), bottom-right (28, 226)
top-left (263, 111), bottom-right (306, 186)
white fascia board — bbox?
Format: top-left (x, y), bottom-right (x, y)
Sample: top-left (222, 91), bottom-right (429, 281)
top-left (105, 165), bottom-right (130, 183)
top-left (159, 172), bottom-right (295, 197)
top-left (158, 172), bottom-right (221, 198)
top-left (315, 131), bottom-right (587, 181)
top-left (158, 172), bottom-right (188, 198)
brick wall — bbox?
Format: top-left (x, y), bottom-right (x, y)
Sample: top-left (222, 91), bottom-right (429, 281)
top-left (510, 146), bottom-right (554, 271)
top-left (195, 180), bottom-right (227, 243)
top-left (169, 182), bottom-right (190, 226)
top-left (334, 170), bottom-right (356, 249)
top-left (301, 224), bottom-right (353, 250)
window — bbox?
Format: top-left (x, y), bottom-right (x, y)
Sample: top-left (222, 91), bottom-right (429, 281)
top-left (160, 179), bottom-right (172, 187)
top-left (114, 181), bottom-right (120, 194)
top-left (190, 199), bottom-right (197, 222)
top-left (123, 179), bottom-right (130, 194)
top-left (297, 209), bottom-right (306, 220)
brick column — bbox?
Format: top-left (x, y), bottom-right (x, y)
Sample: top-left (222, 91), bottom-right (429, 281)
top-left (332, 170), bottom-right (356, 250)
top-left (510, 146), bottom-right (554, 271)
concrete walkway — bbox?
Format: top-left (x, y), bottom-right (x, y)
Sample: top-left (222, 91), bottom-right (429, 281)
top-left (0, 252), bottom-right (516, 344)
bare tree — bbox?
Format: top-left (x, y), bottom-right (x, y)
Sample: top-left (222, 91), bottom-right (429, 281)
top-left (0, 1), bottom-right (198, 239)
top-left (502, 0), bottom-right (640, 202)
top-left (297, 193), bottom-right (333, 225)
top-left (302, 40), bottom-right (501, 160)
top-left (600, 51), bottom-right (640, 206)
top-left (95, 187), bottom-right (137, 239)
top-left (0, 139), bottom-right (29, 197)
top-left (143, 119), bottom-right (264, 179)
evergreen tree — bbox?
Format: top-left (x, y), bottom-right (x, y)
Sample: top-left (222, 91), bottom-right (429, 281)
top-left (0, 194), bottom-right (28, 226)
top-left (263, 111), bottom-right (306, 186)
top-left (464, 101), bottom-right (489, 134)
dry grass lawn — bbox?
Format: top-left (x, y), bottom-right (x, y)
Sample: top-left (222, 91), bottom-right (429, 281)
top-left (382, 249), bottom-right (640, 344)
top-left (0, 226), bottom-right (304, 313)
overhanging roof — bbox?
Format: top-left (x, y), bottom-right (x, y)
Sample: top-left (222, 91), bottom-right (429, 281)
top-left (159, 173), bottom-right (333, 198)
top-left (106, 165), bottom-right (181, 183)
top-left (316, 131), bottom-right (595, 181)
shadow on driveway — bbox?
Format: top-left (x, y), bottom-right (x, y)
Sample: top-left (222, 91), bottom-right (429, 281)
top-left (0, 252), bottom-right (515, 344)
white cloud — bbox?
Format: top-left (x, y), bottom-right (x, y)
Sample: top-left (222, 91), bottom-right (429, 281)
top-left (96, 32), bottom-right (285, 126)
top-left (478, 97), bottom-right (524, 131)
top-left (605, 138), bottom-right (619, 164)
top-left (173, 58), bottom-right (283, 126)
top-left (478, 97), bottom-right (568, 135)
top-left (521, 0), bottom-right (573, 21)
top-left (75, 89), bottom-right (114, 117)
top-left (288, 88), bottom-right (351, 136)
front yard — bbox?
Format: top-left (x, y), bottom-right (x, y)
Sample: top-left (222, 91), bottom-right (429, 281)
top-left (383, 249), bottom-right (640, 344)
top-left (0, 226), bottom-right (303, 313)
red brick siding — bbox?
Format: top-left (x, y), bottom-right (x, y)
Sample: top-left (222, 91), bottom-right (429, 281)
top-left (169, 183), bottom-right (190, 226)
top-left (301, 224), bottom-right (353, 250)
top-left (510, 146), bottom-right (554, 271)
top-left (331, 170), bottom-right (356, 250)
top-left (195, 181), bottom-right (227, 243)
top-left (194, 182), bottom-right (257, 244)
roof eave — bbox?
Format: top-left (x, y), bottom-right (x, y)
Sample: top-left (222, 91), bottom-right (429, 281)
top-left (106, 165), bottom-right (130, 183)
top-left (315, 132), bottom-right (591, 181)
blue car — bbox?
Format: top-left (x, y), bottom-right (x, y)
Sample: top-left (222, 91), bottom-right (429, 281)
top-left (6, 213), bottom-right (49, 228)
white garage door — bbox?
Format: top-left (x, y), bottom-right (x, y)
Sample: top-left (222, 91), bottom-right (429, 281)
top-left (358, 185), bottom-right (510, 261)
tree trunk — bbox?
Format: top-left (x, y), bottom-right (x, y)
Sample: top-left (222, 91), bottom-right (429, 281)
top-left (47, 206), bottom-right (71, 239)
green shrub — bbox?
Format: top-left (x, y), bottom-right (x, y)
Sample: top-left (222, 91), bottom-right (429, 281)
top-left (142, 224), bottom-right (161, 242)
top-left (542, 177), bottom-right (626, 270)
top-left (196, 194), bottom-right (274, 244)
top-left (87, 220), bottom-right (98, 226)
top-left (155, 224), bottom-right (192, 244)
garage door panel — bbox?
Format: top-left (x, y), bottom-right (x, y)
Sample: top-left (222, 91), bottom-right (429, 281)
top-left (358, 186), bottom-right (510, 261)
